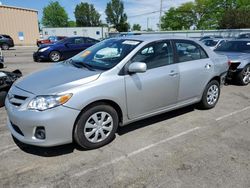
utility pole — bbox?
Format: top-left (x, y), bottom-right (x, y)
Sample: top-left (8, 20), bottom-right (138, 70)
top-left (159, 0), bottom-right (163, 31)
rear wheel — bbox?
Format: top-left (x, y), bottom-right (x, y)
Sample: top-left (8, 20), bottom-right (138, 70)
top-left (1, 43), bottom-right (9, 50)
top-left (237, 65), bottom-right (250, 85)
top-left (49, 51), bottom-right (61, 62)
top-left (74, 104), bottom-right (119, 149)
top-left (199, 80), bottom-right (220, 109)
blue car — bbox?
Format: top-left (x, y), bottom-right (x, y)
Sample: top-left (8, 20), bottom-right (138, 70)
top-left (33, 37), bottom-right (99, 62)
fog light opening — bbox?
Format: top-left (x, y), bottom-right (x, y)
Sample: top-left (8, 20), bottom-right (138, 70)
top-left (35, 127), bottom-right (46, 140)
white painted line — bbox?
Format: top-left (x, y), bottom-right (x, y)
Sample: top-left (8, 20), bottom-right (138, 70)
top-left (216, 106), bottom-right (250, 121)
top-left (72, 127), bottom-right (201, 178)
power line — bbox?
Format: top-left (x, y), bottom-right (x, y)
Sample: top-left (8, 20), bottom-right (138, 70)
top-left (128, 6), bottom-right (169, 18)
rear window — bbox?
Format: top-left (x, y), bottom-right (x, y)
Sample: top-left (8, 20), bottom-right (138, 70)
top-left (215, 41), bottom-right (250, 53)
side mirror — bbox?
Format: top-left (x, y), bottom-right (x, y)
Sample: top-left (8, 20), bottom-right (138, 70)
top-left (128, 62), bottom-right (147, 73)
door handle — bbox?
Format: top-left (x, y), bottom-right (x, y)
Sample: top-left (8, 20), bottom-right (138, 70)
top-left (169, 70), bottom-right (178, 77)
top-left (205, 64), bottom-right (212, 69)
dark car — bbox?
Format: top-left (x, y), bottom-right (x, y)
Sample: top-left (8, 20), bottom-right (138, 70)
top-left (37, 36), bottom-right (67, 47)
top-left (237, 33), bottom-right (250, 39)
top-left (33, 37), bottom-right (99, 62)
top-left (214, 39), bottom-right (250, 85)
top-left (199, 35), bottom-right (223, 41)
top-left (0, 53), bottom-right (22, 107)
top-left (0, 34), bottom-right (14, 50)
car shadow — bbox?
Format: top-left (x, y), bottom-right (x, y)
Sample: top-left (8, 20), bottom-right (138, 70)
top-left (13, 105), bottom-right (195, 157)
top-left (117, 105), bottom-right (195, 135)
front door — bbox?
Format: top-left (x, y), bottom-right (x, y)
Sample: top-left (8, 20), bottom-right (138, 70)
top-left (125, 40), bottom-right (180, 119)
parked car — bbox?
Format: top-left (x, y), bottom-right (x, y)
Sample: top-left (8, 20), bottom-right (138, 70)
top-left (0, 34), bottom-right (14, 50)
top-left (36, 36), bottom-right (67, 47)
top-left (6, 36), bottom-right (228, 149)
top-left (199, 35), bottom-right (223, 41)
top-left (214, 39), bottom-right (250, 85)
top-left (33, 37), bottom-right (99, 62)
top-left (237, 33), bottom-right (250, 39)
top-left (0, 52), bottom-right (22, 107)
top-left (201, 38), bottom-right (227, 50)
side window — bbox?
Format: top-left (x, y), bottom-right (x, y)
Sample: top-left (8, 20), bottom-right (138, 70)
top-left (131, 41), bottom-right (173, 69)
top-left (175, 41), bottom-right (208, 62)
top-left (74, 38), bottom-right (84, 44)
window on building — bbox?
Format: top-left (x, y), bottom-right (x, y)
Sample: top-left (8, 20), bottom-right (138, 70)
top-left (74, 31), bottom-right (77, 35)
top-left (96, 31), bottom-right (100, 35)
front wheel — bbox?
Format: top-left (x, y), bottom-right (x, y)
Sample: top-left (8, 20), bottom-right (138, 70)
top-left (199, 80), bottom-right (220, 109)
top-left (237, 65), bottom-right (250, 85)
top-left (74, 104), bottom-right (119, 149)
top-left (49, 51), bottom-right (61, 62)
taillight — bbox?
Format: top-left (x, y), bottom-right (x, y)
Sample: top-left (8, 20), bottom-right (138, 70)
top-left (228, 60), bottom-right (231, 66)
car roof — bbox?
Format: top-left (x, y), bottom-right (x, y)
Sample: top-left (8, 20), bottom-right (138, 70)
top-left (230, 39), bottom-right (250, 42)
top-left (114, 34), bottom-right (198, 43)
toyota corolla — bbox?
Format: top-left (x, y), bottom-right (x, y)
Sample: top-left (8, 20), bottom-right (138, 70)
top-left (5, 35), bottom-right (228, 149)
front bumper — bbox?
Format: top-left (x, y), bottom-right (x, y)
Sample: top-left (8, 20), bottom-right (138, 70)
top-left (33, 52), bottom-right (49, 62)
top-left (5, 86), bottom-right (80, 147)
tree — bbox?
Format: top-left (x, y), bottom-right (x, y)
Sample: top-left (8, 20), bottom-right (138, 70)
top-left (68, 20), bottom-right (76, 27)
top-left (161, 2), bottom-right (196, 30)
top-left (74, 2), bottom-right (102, 27)
top-left (105, 0), bottom-right (129, 32)
top-left (218, 6), bottom-right (250, 29)
top-left (42, 1), bottom-right (68, 27)
top-left (132, 24), bottom-right (141, 31)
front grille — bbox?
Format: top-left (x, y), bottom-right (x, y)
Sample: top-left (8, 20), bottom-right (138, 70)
top-left (9, 94), bottom-right (28, 107)
top-left (11, 122), bottom-right (24, 136)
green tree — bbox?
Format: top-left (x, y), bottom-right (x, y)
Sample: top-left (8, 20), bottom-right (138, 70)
top-left (105, 0), bottom-right (129, 32)
top-left (42, 1), bottom-right (68, 27)
top-left (132, 24), bottom-right (141, 31)
top-left (219, 6), bottom-right (250, 29)
top-left (74, 2), bottom-right (101, 27)
top-left (161, 2), bottom-right (196, 30)
top-left (68, 20), bottom-right (76, 27)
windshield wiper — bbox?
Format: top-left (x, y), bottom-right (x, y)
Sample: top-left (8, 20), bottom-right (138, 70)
top-left (63, 59), bottom-right (95, 71)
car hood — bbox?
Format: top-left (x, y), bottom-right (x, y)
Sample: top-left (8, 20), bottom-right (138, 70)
top-left (14, 63), bottom-right (102, 95)
top-left (214, 51), bottom-right (250, 61)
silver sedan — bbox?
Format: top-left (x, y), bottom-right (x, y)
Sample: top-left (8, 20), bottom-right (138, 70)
top-left (5, 35), bottom-right (228, 149)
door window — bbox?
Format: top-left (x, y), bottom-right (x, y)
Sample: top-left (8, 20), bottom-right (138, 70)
top-left (131, 41), bottom-right (173, 69)
top-left (175, 41), bottom-right (208, 62)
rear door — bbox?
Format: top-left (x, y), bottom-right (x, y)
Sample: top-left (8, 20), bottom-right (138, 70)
top-left (64, 37), bottom-right (85, 58)
top-left (125, 40), bottom-right (180, 119)
top-left (174, 40), bottom-right (214, 103)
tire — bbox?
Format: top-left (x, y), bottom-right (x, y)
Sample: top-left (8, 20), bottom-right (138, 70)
top-left (199, 80), bottom-right (220, 109)
top-left (49, 51), bottom-right (61, 62)
top-left (237, 65), bottom-right (250, 85)
top-left (1, 43), bottom-right (9, 50)
top-left (0, 91), bottom-right (7, 107)
top-left (74, 104), bottom-right (119, 149)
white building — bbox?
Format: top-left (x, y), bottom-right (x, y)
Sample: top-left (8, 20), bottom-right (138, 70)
top-left (42, 27), bottom-right (109, 40)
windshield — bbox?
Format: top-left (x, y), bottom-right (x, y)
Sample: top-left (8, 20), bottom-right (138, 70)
top-left (215, 41), bottom-right (250, 53)
top-left (70, 38), bottom-right (141, 70)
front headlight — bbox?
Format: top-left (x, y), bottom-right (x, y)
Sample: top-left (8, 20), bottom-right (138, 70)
top-left (38, 47), bottom-right (50, 52)
top-left (28, 94), bottom-right (72, 111)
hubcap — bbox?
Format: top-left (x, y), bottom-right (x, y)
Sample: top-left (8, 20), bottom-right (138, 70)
top-left (51, 53), bottom-right (60, 61)
top-left (207, 84), bottom-right (219, 105)
top-left (84, 112), bottom-right (113, 143)
top-left (242, 66), bottom-right (250, 84)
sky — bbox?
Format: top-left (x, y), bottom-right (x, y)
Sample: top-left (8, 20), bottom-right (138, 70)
top-left (0, 0), bottom-right (193, 30)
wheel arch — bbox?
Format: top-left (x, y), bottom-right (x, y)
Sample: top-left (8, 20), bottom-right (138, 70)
top-left (72, 99), bottom-right (124, 141)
